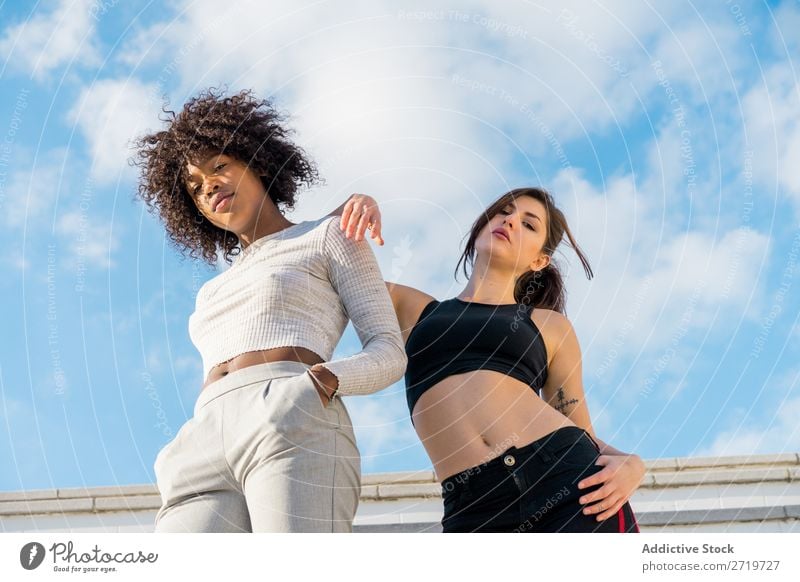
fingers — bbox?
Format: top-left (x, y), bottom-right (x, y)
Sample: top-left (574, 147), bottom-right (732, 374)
top-left (372, 223), bottom-right (384, 246)
top-left (342, 198), bottom-right (384, 245)
top-left (575, 455), bottom-right (633, 521)
top-left (340, 197), bottom-right (355, 232)
top-left (355, 203), bottom-right (371, 241)
top-left (345, 201), bottom-right (362, 239)
top-left (367, 209), bottom-right (384, 245)
top-left (582, 492), bottom-right (622, 522)
top-left (367, 206), bottom-right (383, 246)
top-left (577, 464), bottom-right (610, 490)
top-left (578, 481), bottom-right (613, 508)
top-left (594, 498), bottom-right (623, 522)
top-left (593, 454), bottom-right (610, 466)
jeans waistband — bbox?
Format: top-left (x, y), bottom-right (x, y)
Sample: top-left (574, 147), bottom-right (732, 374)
top-left (194, 360), bottom-right (312, 416)
top-left (440, 426), bottom-right (596, 493)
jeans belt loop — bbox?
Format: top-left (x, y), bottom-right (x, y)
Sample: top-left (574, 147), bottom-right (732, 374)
top-left (539, 444), bottom-right (553, 464)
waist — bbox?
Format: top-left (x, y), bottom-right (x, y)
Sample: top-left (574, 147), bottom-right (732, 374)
top-left (440, 425), bottom-right (598, 492)
top-left (406, 361), bottom-right (544, 418)
top-left (194, 359), bottom-right (314, 416)
top-left (203, 348), bottom-right (323, 388)
top-left (192, 322), bottom-right (343, 381)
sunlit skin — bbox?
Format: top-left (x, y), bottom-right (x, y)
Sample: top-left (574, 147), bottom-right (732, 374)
top-left (185, 151), bottom-right (341, 406)
top-left (334, 194), bottom-right (646, 522)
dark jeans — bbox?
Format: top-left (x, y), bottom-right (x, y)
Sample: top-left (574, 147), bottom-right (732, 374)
top-left (440, 426), bottom-right (640, 533)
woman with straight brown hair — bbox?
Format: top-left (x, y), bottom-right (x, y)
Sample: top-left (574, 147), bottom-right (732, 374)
top-left (332, 188), bottom-right (645, 532)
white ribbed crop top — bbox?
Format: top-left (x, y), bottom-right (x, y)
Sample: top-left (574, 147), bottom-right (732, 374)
top-left (188, 215), bottom-right (407, 396)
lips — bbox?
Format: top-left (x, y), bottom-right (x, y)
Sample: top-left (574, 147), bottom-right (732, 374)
top-left (212, 192), bottom-right (234, 212)
top-left (492, 228), bottom-right (510, 242)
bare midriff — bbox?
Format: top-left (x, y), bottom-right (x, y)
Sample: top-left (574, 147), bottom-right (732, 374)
top-left (202, 346), bottom-right (323, 390)
top-left (411, 369), bottom-right (578, 482)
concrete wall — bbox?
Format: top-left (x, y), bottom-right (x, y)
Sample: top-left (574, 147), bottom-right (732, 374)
top-left (2, 452), bottom-right (799, 533)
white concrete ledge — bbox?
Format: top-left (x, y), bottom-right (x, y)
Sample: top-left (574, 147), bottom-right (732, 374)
top-left (2, 452), bottom-right (798, 532)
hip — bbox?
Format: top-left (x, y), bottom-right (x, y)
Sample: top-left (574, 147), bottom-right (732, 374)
top-left (413, 371), bottom-right (579, 481)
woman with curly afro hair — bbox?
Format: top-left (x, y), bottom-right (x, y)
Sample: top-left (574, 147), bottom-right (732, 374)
top-left (132, 88), bottom-right (407, 533)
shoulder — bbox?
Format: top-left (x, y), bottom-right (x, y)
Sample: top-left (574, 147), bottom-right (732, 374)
top-left (318, 215), bottom-right (368, 250)
top-left (529, 307), bottom-right (575, 363)
top-left (387, 282), bottom-right (435, 318)
top-left (318, 214), bottom-right (340, 233)
top-left (293, 215), bottom-right (353, 256)
top-left (388, 284), bottom-right (436, 345)
top-left (529, 305), bottom-right (567, 329)
top-left (303, 215), bottom-right (338, 241)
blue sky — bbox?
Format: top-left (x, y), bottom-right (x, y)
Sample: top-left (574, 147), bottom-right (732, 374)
top-left (0, 0), bottom-right (798, 492)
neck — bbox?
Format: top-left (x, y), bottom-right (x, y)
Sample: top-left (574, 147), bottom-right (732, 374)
top-left (238, 206), bottom-right (293, 248)
top-left (459, 262), bottom-right (518, 304)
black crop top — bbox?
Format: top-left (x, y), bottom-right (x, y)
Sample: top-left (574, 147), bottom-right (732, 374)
top-left (404, 297), bottom-right (549, 424)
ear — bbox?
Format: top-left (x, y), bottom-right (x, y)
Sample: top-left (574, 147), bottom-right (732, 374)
top-left (530, 254), bottom-right (551, 272)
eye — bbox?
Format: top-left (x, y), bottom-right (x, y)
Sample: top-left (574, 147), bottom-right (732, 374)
top-left (191, 184), bottom-right (201, 195)
top-left (214, 163), bottom-right (226, 172)
top-left (524, 222), bottom-right (534, 231)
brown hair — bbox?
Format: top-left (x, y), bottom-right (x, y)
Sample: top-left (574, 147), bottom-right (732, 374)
top-left (454, 187), bottom-right (594, 314)
top-left (130, 87), bottom-right (319, 266)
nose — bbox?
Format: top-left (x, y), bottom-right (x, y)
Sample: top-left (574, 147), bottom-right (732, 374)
top-left (202, 181), bottom-right (221, 198)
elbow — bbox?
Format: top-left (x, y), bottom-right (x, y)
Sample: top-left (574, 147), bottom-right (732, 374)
top-left (394, 351), bottom-right (409, 384)
top-left (390, 340), bottom-right (408, 383)
top-left (384, 333), bottom-right (408, 384)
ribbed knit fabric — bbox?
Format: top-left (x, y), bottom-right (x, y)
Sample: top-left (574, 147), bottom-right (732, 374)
top-left (188, 215), bottom-right (407, 396)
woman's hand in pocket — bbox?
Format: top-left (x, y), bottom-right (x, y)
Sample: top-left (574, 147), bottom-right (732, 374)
top-left (340, 194), bottom-right (383, 245)
top-left (307, 366), bottom-right (338, 407)
top-left (576, 453), bottom-right (645, 521)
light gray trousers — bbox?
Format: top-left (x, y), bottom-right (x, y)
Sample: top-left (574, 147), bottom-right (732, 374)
top-left (153, 360), bottom-right (361, 532)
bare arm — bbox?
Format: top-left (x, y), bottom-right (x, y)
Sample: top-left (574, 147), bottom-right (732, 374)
top-left (539, 312), bottom-right (646, 521)
top-left (539, 313), bottom-right (596, 437)
top-left (539, 313), bottom-right (634, 457)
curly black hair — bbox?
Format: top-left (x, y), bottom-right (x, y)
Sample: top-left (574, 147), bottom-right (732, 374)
top-left (130, 87), bottom-right (319, 266)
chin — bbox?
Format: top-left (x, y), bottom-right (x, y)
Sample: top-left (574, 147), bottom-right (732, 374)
top-left (480, 239), bottom-right (509, 254)
top-left (208, 215), bottom-right (235, 230)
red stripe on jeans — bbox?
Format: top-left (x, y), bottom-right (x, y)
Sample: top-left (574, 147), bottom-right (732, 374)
top-left (617, 508), bottom-right (625, 532)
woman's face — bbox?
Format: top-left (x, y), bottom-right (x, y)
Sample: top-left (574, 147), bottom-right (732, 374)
top-left (184, 152), bottom-right (269, 234)
top-left (477, 195), bottom-right (551, 273)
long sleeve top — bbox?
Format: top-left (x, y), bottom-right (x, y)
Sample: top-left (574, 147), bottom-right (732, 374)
top-left (188, 215), bottom-right (407, 395)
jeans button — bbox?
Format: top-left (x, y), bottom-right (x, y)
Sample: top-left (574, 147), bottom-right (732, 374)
top-left (503, 454), bottom-right (516, 466)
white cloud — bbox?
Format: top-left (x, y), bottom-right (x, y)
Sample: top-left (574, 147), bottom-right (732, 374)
top-left (647, 12), bottom-right (750, 103)
top-left (55, 208), bottom-right (120, 269)
top-left (343, 384), bottom-right (423, 467)
top-left (115, 20), bottom-right (173, 70)
top-left (695, 388), bottom-right (800, 457)
top-left (769, 1), bottom-right (800, 56)
top-left (1, 147), bottom-right (70, 231)
top-left (67, 78), bottom-right (164, 185)
top-left (114, 0), bottom-right (679, 160)
top-left (0, 0), bottom-right (101, 81)
top-left (551, 166), bottom-right (771, 401)
top-left (64, 0), bottom-right (796, 466)
top-left (107, 0), bottom-right (771, 299)
top-left (742, 62), bottom-right (800, 215)
top-left (173, 0), bottom-right (773, 423)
